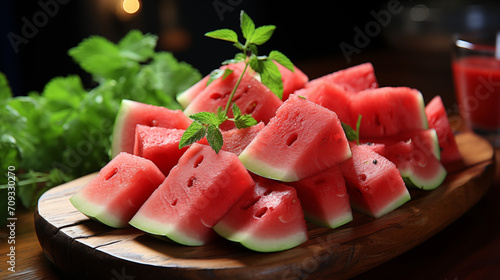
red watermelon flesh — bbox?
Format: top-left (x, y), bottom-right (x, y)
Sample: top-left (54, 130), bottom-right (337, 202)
top-left (382, 138), bottom-right (447, 190)
top-left (425, 95), bottom-right (462, 166)
top-left (288, 165), bottom-right (353, 229)
top-left (70, 152), bottom-right (166, 228)
top-left (183, 65), bottom-right (283, 131)
top-left (307, 62), bottom-right (378, 93)
top-left (214, 175), bottom-right (308, 252)
top-left (111, 99), bottom-right (192, 157)
top-left (340, 145), bottom-right (411, 218)
top-left (239, 94), bottom-right (352, 182)
top-left (176, 62), bottom-right (248, 109)
top-left (129, 143), bottom-right (255, 246)
top-left (277, 63), bottom-right (309, 101)
top-left (294, 81), bottom-right (354, 126)
top-left (350, 87), bottom-right (428, 138)
top-left (198, 122), bottom-right (265, 155)
top-left (133, 125), bottom-right (188, 176)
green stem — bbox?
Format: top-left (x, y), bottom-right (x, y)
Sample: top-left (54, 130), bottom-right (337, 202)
top-left (223, 60), bottom-right (249, 117)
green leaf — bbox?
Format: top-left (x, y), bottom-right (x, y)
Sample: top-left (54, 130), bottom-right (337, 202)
top-left (179, 121), bottom-right (206, 149)
top-left (251, 25), bottom-right (276, 45)
top-left (118, 30), bottom-right (157, 62)
top-left (269, 50), bottom-right (294, 72)
top-left (216, 107), bottom-right (227, 124)
top-left (68, 36), bottom-right (127, 80)
top-left (205, 29), bottom-right (238, 43)
top-left (232, 103), bottom-right (242, 119)
top-left (234, 114), bottom-right (258, 129)
top-left (0, 72), bottom-right (13, 100)
top-left (207, 68), bottom-right (233, 86)
top-left (189, 111), bottom-right (221, 126)
top-left (342, 115), bottom-right (362, 145)
top-left (240, 11), bottom-right (255, 41)
top-left (261, 59), bottom-right (284, 99)
top-left (248, 55), bottom-right (264, 74)
top-left (206, 124), bottom-right (223, 153)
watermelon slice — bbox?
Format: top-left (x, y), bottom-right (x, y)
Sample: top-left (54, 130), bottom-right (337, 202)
top-left (70, 152), bottom-right (166, 228)
top-left (288, 165), bottom-right (353, 228)
top-left (111, 99), bottom-right (192, 157)
top-left (183, 65), bottom-right (283, 131)
top-left (239, 94), bottom-right (352, 182)
top-left (361, 129), bottom-right (447, 190)
top-left (308, 62), bottom-right (378, 93)
top-left (351, 87), bottom-right (428, 138)
top-left (176, 63), bottom-right (249, 108)
top-left (133, 125), bottom-right (188, 176)
top-left (383, 139), bottom-right (447, 190)
top-left (214, 175), bottom-right (308, 252)
top-left (425, 95), bottom-right (462, 166)
top-left (129, 143), bottom-right (255, 246)
top-left (340, 145), bottom-right (411, 218)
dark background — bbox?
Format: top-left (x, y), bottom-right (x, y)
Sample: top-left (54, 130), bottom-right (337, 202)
top-left (2, 0), bottom-right (500, 106)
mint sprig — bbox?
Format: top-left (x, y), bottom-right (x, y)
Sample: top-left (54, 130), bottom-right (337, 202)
top-left (342, 115), bottom-right (362, 145)
top-left (180, 10), bottom-right (293, 153)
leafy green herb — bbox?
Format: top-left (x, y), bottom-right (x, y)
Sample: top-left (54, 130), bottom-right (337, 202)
top-left (0, 30), bottom-right (201, 224)
top-left (342, 115), bottom-right (362, 145)
top-left (180, 10), bottom-right (293, 153)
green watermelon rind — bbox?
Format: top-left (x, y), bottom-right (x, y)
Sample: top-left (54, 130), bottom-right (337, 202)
top-left (306, 211), bottom-right (353, 229)
top-left (70, 193), bottom-right (124, 228)
top-left (400, 164), bottom-right (447, 191)
top-left (416, 91), bottom-right (430, 131)
top-left (129, 213), bottom-right (205, 246)
top-left (239, 152), bottom-right (300, 182)
top-left (351, 190), bottom-right (411, 218)
top-left (110, 99), bottom-right (136, 158)
top-left (213, 224), bottom-right (308, 253)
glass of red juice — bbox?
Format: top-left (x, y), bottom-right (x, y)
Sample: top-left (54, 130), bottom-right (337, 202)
top-left (452, 32), bottom-right (500, 146)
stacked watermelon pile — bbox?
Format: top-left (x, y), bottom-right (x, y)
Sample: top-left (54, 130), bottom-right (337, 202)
top-left (70, 62), bottom-right (462, 252)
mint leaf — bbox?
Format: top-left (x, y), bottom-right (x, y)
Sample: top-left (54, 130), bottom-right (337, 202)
top-left (342, 115), bottom-right (362, 145)
top-left (0, 72), bottom-right (12, 100)
top-left (205, 29), bottom-right (238, 43)
top-left (261, 59), bottom-right (284, 99)
top-left (232, 103), bottom-right (242, 119)
top-left (68, 36), bottom-right (126, 80)
top-left (207, 68), bottom-right (233, 86)
top-left (189, 111), bottom-right (221, 126)
top-left (206, 124), bottom-right (223, 153)
top-left (240, 11), bottom-right (255, 41)
top-left (179, 121), bottom-right (206, 149)
top-left (234, 114), bottom-right (258, 129)
top-left (269, 50), bottom-right (295, 72)
top-left (251, 25), bottom-right (276, 45)
top-left (118, 30), bottom-right (157, 62)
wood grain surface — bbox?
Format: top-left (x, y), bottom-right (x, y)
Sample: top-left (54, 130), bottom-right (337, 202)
top-left (34, 132), bottom-right (495, 280)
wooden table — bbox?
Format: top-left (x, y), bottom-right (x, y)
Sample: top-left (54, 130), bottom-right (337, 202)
top-left (2, 50), bottom-right (500, 279)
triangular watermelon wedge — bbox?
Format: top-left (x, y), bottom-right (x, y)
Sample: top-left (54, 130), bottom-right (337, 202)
top-left (239, 94), bottom-right (352, 182)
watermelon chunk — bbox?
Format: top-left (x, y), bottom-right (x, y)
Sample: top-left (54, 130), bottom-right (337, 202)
top-left (111, 99), bottom-right (192, 157)
top-left (288, 165), bottom-right (353, 228)
top-left (133, 125), bottom-right (188, 176)
top-left (341, 145), bottom-right (411, 218)
top-left (308, 62), bottom-right (378, 93)
top-left (351, 87), bottom-right (428, 138)
top-left (383, 139), bottom-right (447, 190)
top-left (425, 95), bottom-right (462, 166)
top-left (214, 175), bottom-right (308, 252)
top-left (129, 143), bottom-right (255, 246)
top-left (239, 94), bottom-right (352, 182)
top-left (294, 81), bottom-right (354, 125)
top-left (70, 152), bottom-right (166, 228)
top-left (183, 65), bottom-right (283, 130)
top-left (176, 63), bottom-right (248, 108)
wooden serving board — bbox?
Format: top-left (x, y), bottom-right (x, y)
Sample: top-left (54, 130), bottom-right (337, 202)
top-left (35, 132), bottom-right (495, 280)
